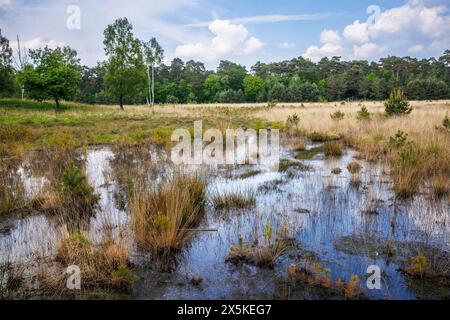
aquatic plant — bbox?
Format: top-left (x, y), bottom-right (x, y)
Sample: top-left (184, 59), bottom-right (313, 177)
top-left (211, 189), bottom-right (256, 210)
top-left (347, 162), bottom-right (362, 174)
top-left (323, 142), bottom-right (343, 157)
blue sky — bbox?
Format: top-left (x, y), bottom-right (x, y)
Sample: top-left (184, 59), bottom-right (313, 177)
top-left (0, 0), bottom-right (449, 69)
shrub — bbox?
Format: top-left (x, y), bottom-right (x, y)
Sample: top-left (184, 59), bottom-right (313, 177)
top-left (330, 110), bottom-right (345, 121)
top-left (405, 252), bottom-right (430, 276)
top-left (389, 130), bottom-right (408, 148)
top-left (356, 106), bottom-right (372, 121)
top-left (286, 113), bottom-right (300, 128)
top-left (166, 95), bottom-right (179, 104)
top-left (384, 89), bottom-right (412, 116)
top-left (443, 114), bottom-right (450, 130)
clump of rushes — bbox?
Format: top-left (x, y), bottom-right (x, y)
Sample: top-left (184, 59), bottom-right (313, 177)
top-left (227, 223), bottom-right (290, 268)
top-left (130, 173), bottom-right (206, 259)
top-left (323, 142), bottom-right (343, 157)
top-left (391, 145), bottom-right (423, 198)
top-left (211, 189), bottom-right (255, 210)
top-left (347, 162), bottom-right (362, 174)
top-left (50, 231), bottom-right (133, 293)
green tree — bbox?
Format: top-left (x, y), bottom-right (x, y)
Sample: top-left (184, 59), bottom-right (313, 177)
top-left (103, 17), bottom-right (145, 110)
top-left (0, 29), bottom-right (16, 97)
top-left (243, 75), bottom-right (265, 102)
top-left (217, 60), bottom-right (247, 90)
top-left (268, 83), bottom-right (288, 102)
top-left (204, 74), bottom-right (224, 102)
top-left (21, 46), bottom-right (81, 108)
top-left (385, 89), bottom-right (412, 116)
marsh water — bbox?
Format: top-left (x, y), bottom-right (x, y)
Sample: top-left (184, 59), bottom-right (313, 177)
top-left (1, 141), bottom-right (449, 300)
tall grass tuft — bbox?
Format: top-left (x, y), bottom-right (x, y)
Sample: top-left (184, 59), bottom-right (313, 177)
top-left (129, 173), bottom-right (206, 260)
top-left (211, 189), bottom-right (256, 210)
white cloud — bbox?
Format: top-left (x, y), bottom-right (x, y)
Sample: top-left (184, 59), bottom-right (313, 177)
top-left (353, 43), bottom-right (386, 59)
top-left (10, 38), bottom-right (66, 51)
top-left (408, 44), bottom-right (424, 53)
top-left (0, 0), bottom-right (11, 9)
top-left (186, 13), bottom-right (339, 27)
top-left (302, 43), bottom-right (343, 62)
top-left (320, 29), bottom-right (341, 44)
top-left (304, 0), bottom-right (450, 62)
top-left (370, 1), bottom-right (450, 39)
top-left (176, 19), bottom-right (263, 62)
top-left (279, 42), bottom-right (295, 49)
top-left (343, 20), bottom-right (369, 43)
top-left (244, 36), bottom-right (263, 54)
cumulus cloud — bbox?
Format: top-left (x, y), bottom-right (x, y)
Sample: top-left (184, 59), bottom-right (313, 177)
top-left (302, 43), bottom-right (343, 62)
top-left (176, 19), bottom-right (263, 62)
top-left (353, 43), bottom-right (386, 59)
top-left (0, 0), bottom-right (11, 9)
top-left (408, 44), bottom-right (424, 53)
top-left (343, 20), bottom-right (369, 43)
top-left (279, 42), bottom-right (295, 49)
top-left (303, 0), bottom-right (450, 62)
top-left (320, 29), bottom-right (341, 44)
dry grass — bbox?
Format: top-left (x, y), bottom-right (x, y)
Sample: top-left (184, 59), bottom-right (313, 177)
top-left (211, 189), bottom-right (256, 210)
top-left (129, 172), bottom-right (206, 260)
top-left (255, 101), bottom-right (450, 197)
top-left (37, 230), bottom-right (135, 296)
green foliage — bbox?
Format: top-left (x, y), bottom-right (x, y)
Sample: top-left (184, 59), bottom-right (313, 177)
top-left (442, 114), bottom-right (450, 130)
top-left (103, 18), bottom-right (146, 109)
top-left (330, 110), bottom-right (345, 121)
top-left (356, 106), bottom-right (372, 121)
top-left (216, 89), bottom-right (245, 103)
top-left (384, 89), bottom-right (412, 116)
top-left (68, 232), bottom-right (91, 246)
top-left (389, 130), bottom-right (408, 148)
top-left (268, 83), bottom-right (288, 102)
top-left (286, 113), bottom-right (300, 128)
top-left (243, 75), bottom-right (265, 101)
top-left (112, 265), bottom-right (138, 283)
top-left (21, 46), bottom-right (81, 108)
top-left (59, 163), bottom-right (96, 200)
top-left (0, 29), bottom-right (16, 98)
top-left (203, 74), bottom-right (224, 102)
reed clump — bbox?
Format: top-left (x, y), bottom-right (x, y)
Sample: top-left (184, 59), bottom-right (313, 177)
top-left (129, 172), bottom-right (207, 259)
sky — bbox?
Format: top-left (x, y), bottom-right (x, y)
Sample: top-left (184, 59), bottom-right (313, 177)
top-left (0, 0), bottom-right (449, 70)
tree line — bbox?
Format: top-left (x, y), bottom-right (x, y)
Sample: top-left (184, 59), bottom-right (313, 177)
top-left (0, 18), bottom-right (449, 109)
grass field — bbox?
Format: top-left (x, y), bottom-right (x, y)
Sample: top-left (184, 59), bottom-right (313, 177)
top-left (1, 98), bottom-right (449, 197)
